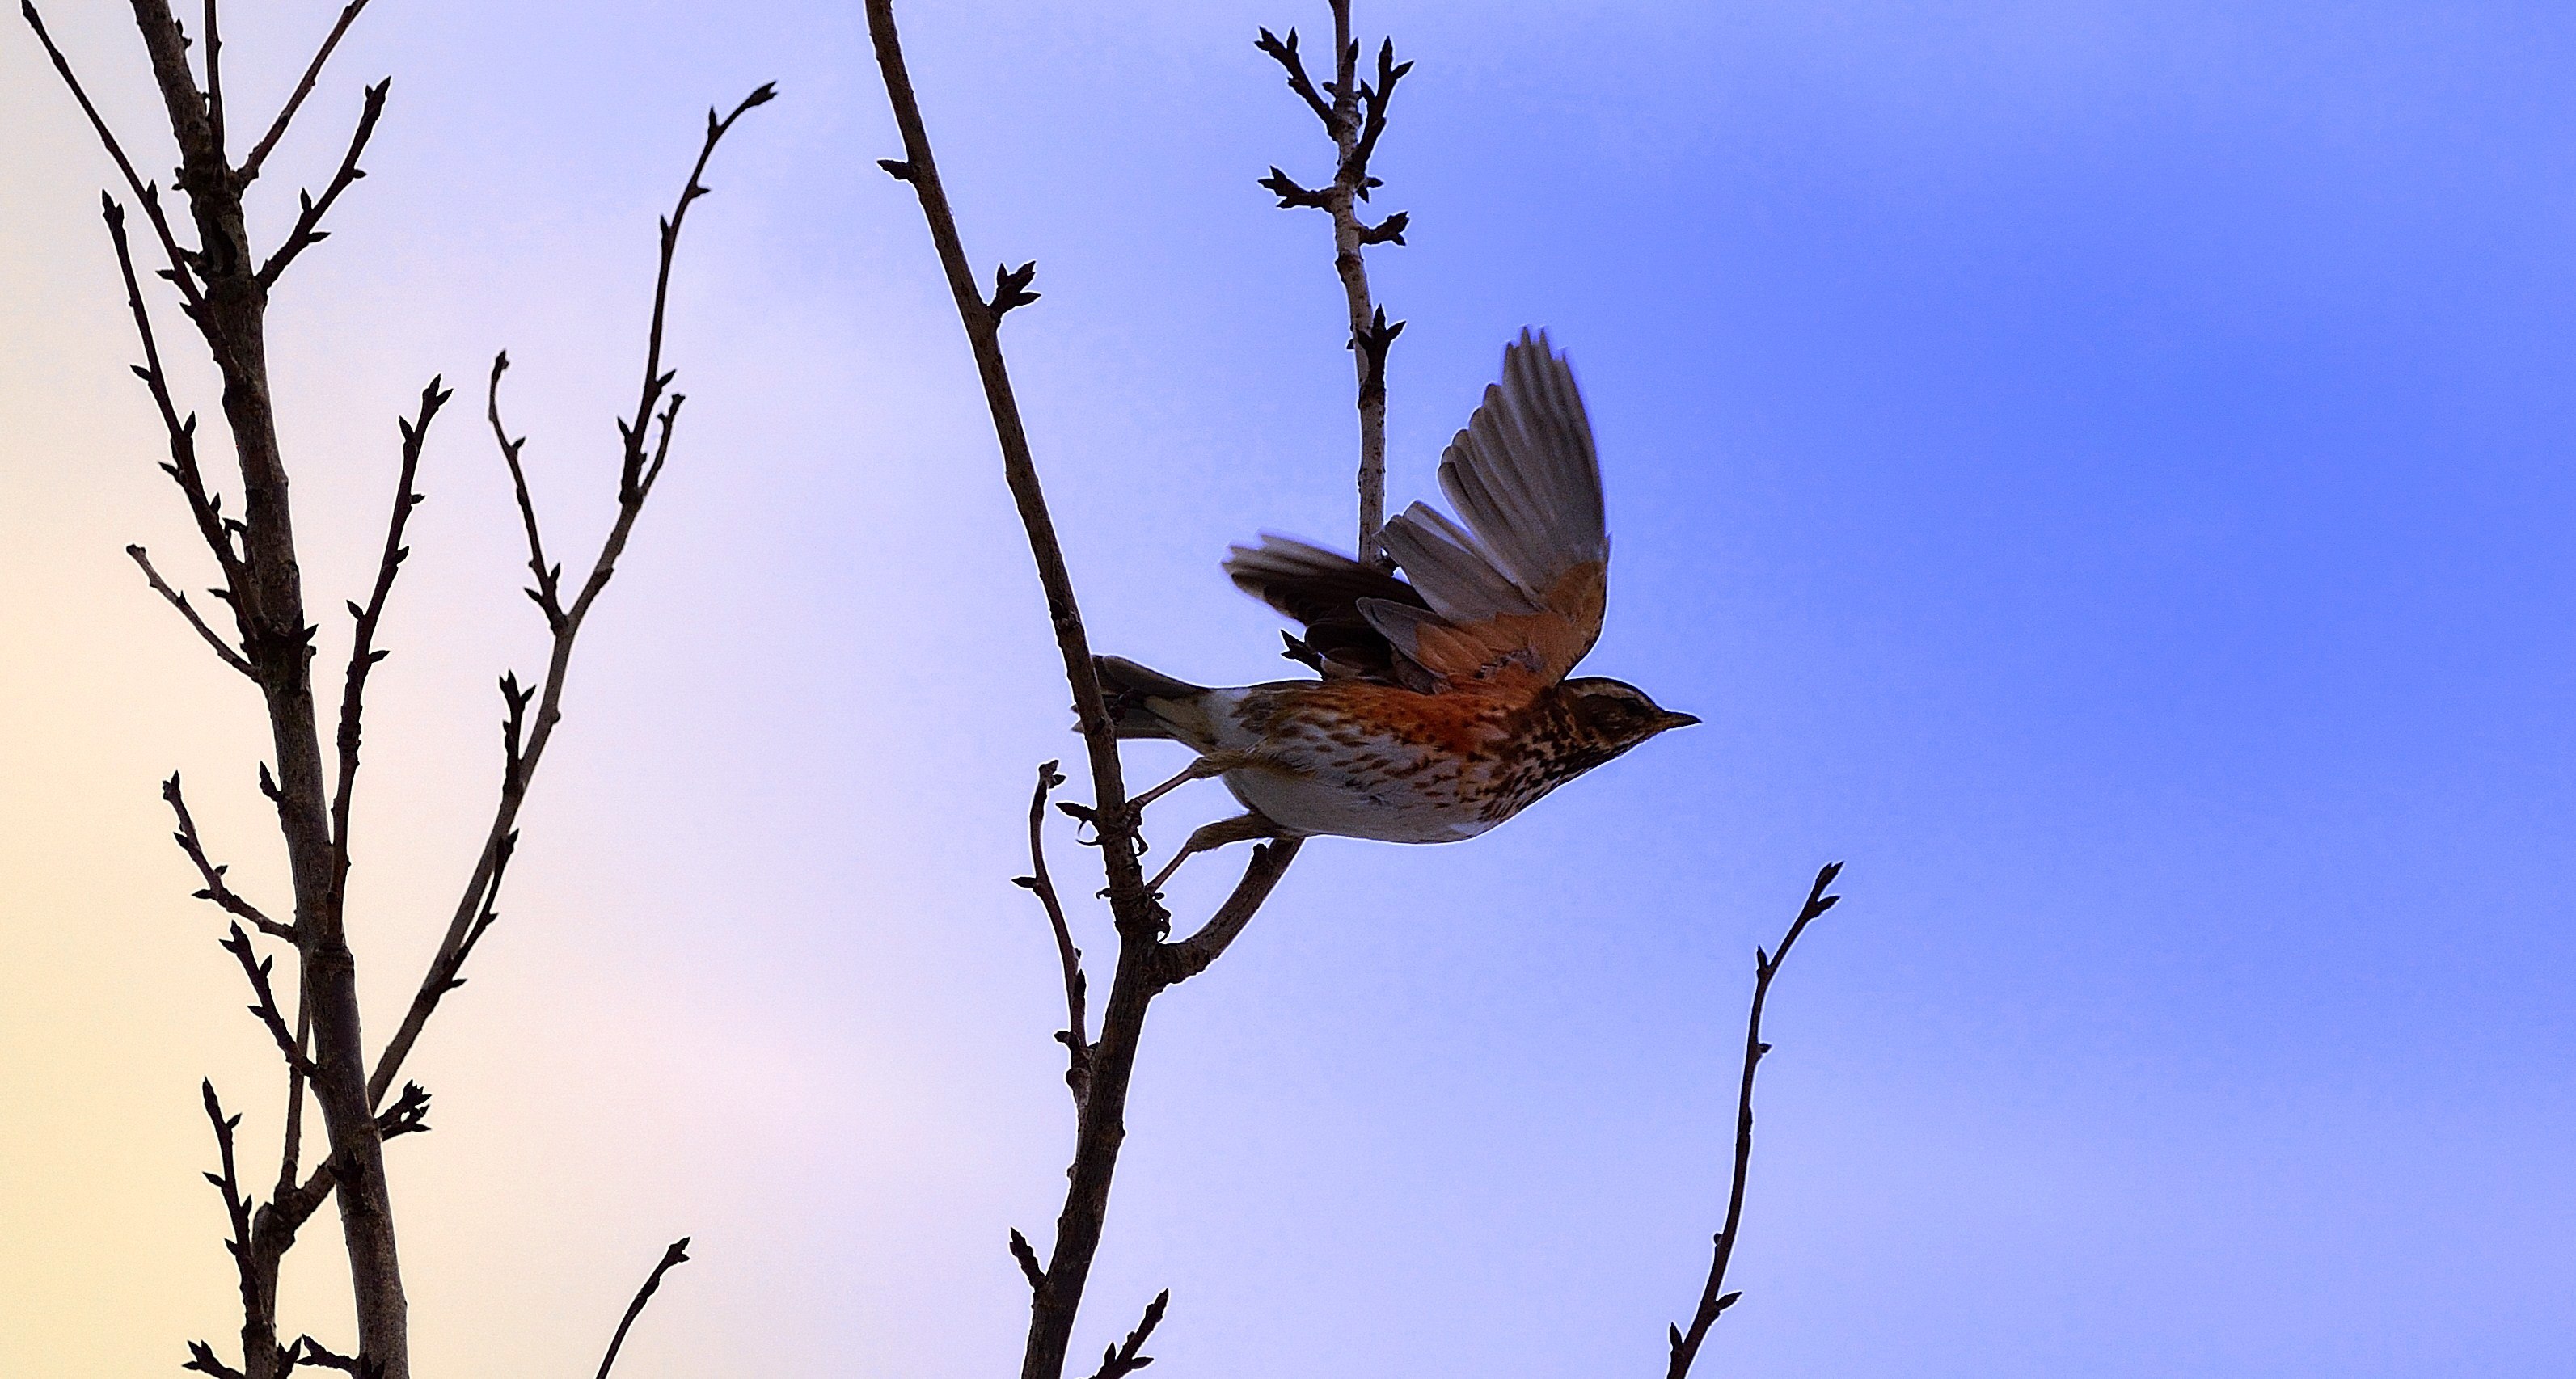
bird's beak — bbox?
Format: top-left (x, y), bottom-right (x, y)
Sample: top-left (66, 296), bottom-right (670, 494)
top-left (1657, 711), bottom-right (1702, 732)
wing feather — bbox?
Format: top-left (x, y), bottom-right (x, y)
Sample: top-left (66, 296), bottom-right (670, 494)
top-left (1376, 328), bottom-right (1611, 686)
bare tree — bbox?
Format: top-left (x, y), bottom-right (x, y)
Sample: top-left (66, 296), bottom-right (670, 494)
top-left (869, 2), bottom-right (1849, 1375)
top-left (20, 3), bottom-right (768, 1375)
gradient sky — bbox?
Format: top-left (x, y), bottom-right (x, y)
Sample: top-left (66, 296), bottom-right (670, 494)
top-left (5, 1), bottom-right (2573, 1374)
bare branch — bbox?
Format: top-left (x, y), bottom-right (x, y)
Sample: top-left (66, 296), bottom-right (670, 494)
top-left (218, 924), bottom-right (315, 1077)
top-left (288, 1335), bottom-right (365, 1374)
top-left (1665, 862), bottom-right (1844, 1379)
top-left (183, 1340), bottom-right (247, 1379)
top-left (239, 0), bottom-right (373, 183)
top-left (372, 1081), bottom-right (430, 1141)
top-left (1148, 840), bottom-right (1303, 990)
top-left (1016, 761), bottom-right (1092, 1101)
top-left (593, 1238), bottom-right (692, 1379)
top-left (133, 546), bottom-right (255, 677)
top-left (272, 999), bottom-right (311, 1206)
top-left (366, 86), bottom-right (772, 1108)
top-left (257, 78), bottom-right (387, 289)
top-left (101, 196), bottom-right (246, 596)
top-left (163, 773), bottom-right (294, 940)
top-left (1253, 27), bottom-right (1333, 126)
top-left (486, 353), bottom-right (562, 627)
top-left (866, 2), bottom-right (1145, 859)
top-left (22, 2), bottom-right (206, 309)
top-left (198, 1081), bottom-right (256, 1346)
top-left (1085, 1290), bottom-right (1169, 1379)
top-left (869, 11), bottom-right (1324, 1373)
top-left (1256, 0), bottom-right (1408, 563)
top-left (328, 377), bottom-right (449, 921)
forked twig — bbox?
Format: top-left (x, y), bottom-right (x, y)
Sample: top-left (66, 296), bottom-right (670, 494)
top-left (239, 0), bottom-right (373, 182)
top-left (1665, 862), bottom-right (1844, 1378)
top-left (257, 78), bottom-right (388, 288)
top-left (366, 86), bottom-right (774, 1109)
top-left (1085, 1289), bottom-right (1169, 1379)
top-left (1256, 0), bottom-right (1412, 562)
top-left (21, 2), bottom-right (206, 309)
top-left (163, 774), bottom-right (293, 940)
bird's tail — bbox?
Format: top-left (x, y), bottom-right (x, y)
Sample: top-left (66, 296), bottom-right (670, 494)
top-left (1092, 656), bottom-right (1217, 747)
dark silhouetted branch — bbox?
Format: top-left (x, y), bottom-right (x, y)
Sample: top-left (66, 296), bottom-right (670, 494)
top-left (485, 353), bottom-right (564, 628)
top-left (134, 545), bottom-right (254, 677)
top-left (257, 78), bottom-right (386, 288)
top-left (1017, 761), bottom-right (1093, 1101)
top-left (184, 1340), bottom-right (247, 1379)
top-left (368, 86), bottom-right (774, 1109)
top-left (289, 1335), bottom-right (364, 1374)
top-left (329, 378), bottom-right (448, 921)
top-left (239, 0), bottom-right (372, 183)
top-left (869, 7), bottom-right (1328, 1375)
top-left (593, 1238), bottom-right (691, 1379)
top-left (1085, 1290), bottom-right (1168, 1379)
top-left (1665, 862), bottom-right (1844, 1379)
top-left (101, 195), bottom-right (246, 599)
top-left (1148, 840), bottom-right (1303, 990)
top-left (1256, 0), bottom-right (1409, 562)
top-left (23, 2), bottom-right (205, 309)
top-left (372, 1081), bottom-right (430, 1141)
top-left (164, 774), bottom-right (293, 940)
top-left (219, 924), bottom-right (315, 1076)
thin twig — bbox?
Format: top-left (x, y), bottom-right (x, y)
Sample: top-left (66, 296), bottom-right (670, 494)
top-left (219, 923), bottom-right (318, 1077)
top-left (1085, 1290), bottom-right (1169, 1379)
top-left (865, 2), bottom-right (1142, 849)
top-left (1017, 761), bottom-right (1092, 1100)
top-left (273, 1000), bottom-right (311, 1205)
top-left (1256, 0), bottom-right (1410, 563)
top-left (257, 78), bottom-right (387, 289)
top-left (486, 353), bottom-right (563, 627)
top-left (1148, 840), bottom-right (1303, 990)
top-left (1665, 862), bottom-right (1843, 1379)
top-left (197, 1080), bottom-right (258, 1364)
top-left (101, 196), bottom-right (247, 599)
top-left (22, 2), bottom-right (206, 310)
top-left (328, 377), bottom-right (448, 920)
top-left (868, 10), bottom-right (1320, 1374)
top-left (335, 378), bottom-right (450, 912)
top-left (365, 85), bottom-right (772, 1109)
top-left (593, 1238), bottom-right (691, 1379)
top-left (163, 774), bottom-right (295, 940)
top-left (372, 1080), bottom-right (431, 1139)
top-left (239, 0), bottom-right (372, 183)
top-left (133, 546), bottom-right (255, 677)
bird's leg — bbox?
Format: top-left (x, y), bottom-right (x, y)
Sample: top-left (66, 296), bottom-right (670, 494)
top-left (1145, 811), bottom-right (1288, 895)
top-left (1124, 749), bottom-right (1256, 817)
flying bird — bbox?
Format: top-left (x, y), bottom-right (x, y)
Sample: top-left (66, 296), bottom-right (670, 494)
top-left (1099, 328), bottom-right (1696, 891)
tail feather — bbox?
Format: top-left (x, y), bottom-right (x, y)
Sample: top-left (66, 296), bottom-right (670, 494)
top-left (1092, 656), bottom-right (1217, 745)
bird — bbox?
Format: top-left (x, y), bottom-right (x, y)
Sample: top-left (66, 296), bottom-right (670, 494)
top-left (1098, 327), bottom-right (1698, 892)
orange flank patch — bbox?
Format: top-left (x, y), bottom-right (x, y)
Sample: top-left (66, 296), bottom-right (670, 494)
top-left (1266, 677), bottom-right (1533, 759)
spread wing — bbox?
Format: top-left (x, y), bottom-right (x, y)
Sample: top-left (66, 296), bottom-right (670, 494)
top-left (1224, 329), bottom-right (1610, 694)
top-left (1366, 328), bottom-right (1608, 689)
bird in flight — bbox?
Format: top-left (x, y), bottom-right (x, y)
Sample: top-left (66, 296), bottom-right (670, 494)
top-left (1099, 328), bottom-right (1697, 891)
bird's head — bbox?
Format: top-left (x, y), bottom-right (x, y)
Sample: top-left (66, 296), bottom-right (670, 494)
top-left (1562, 677), bottom-right (1700, 755)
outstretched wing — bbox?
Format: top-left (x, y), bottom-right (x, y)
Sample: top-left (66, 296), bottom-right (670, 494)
top-left (1365, 328), bottom-right (1609, 688)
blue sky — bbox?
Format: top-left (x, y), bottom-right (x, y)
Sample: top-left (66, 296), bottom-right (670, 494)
top-left (5, 1), bottom-right (2572, 1374)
